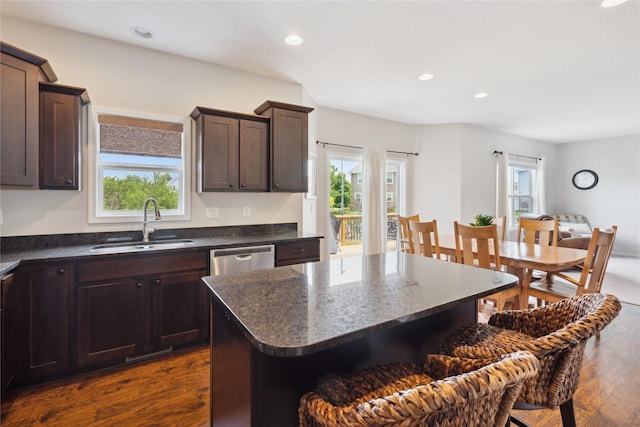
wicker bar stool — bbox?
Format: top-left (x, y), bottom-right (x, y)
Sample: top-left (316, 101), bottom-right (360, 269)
top-left (439, 293), bottom-right (622, 427)
top-left (299, 351), bottom-right (540, 427)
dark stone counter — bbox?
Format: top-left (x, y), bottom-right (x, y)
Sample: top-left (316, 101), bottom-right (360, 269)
top-left (202, 251), bottom-right (518, 357)
top-left (0, 223), bottom-right (322, 275)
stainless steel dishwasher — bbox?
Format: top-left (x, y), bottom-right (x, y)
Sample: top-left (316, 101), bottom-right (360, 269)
top-left (210, 244), bottom-right (275, 275)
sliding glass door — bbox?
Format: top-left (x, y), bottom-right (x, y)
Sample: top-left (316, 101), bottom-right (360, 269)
top-left (328, 151), bottom-right (364, 259)
top-left (385, 158), bottom-right (406, 252)
top-left (327, 150), bottom-right (407, 259)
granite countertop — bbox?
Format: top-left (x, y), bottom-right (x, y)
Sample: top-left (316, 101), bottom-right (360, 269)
top-left (201, 251), bottom-right (518, 357)
top-left (0, 223), bottom-right (323, 275)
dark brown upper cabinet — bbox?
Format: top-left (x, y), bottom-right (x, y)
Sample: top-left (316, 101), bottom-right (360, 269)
top-left (1, 42), bottom-right (57, 188)
top-left (39, 82), bottom-right (90, 190)
top-left (191, 107), bottom-right (269, 192)
top-left (254, 100), bottom-right (314, 192)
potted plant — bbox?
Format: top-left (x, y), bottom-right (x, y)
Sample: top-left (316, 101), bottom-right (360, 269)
top-left (470, 214), bottom-right (494, 227)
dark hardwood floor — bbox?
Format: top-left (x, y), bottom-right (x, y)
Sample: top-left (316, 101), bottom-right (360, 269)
top-left (2, 303), bottom-right (639, 426)
top-left (1, 346), bottom-right (211, 426)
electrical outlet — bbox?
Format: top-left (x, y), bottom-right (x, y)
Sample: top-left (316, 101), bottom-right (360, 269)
top-left (243, 206), bottom-right (251, 217)
top-left (0, 209), bottom-right (3, 225)
top-left (206, 207), bottom-right (219, 218)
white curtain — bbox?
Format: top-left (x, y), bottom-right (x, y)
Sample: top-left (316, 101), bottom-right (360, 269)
top-left (535, 156), bottom-right (547, 214)
top-left (363, 148), bottom-right (387, 255)
top-left (495, 152), bottom-right (509, 218)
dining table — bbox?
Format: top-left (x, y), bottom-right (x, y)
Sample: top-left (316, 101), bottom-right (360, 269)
top-left (437, 235), bottom-right (588, 308)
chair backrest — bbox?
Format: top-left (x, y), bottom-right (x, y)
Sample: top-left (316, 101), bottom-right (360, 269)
top-left (492, 216), bottom-right (507, 241)
top-left (517, 217), bottom-right (559, 246)
top-left (398, 214), bottom-right (419, 253)
top-left (454, 221), bottom-right (501, 271)
top-left (408, 219), bottom-right (441, 259)
top-left (577, 226), bottom-right (618, 293)
top-left (299, 351), bottom-right (540, 427)
top-left (487, 293), bottom-right (622, 408)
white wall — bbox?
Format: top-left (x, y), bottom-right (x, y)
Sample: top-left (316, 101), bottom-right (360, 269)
top-left (411, 124), bottom-right (558, 236)
top-left (411, 124), bottom-right (464, 235)
top-left (459, 124), bottom-right (559, 231)
top-left (0, 16), bottom-right (307, 237)
top-left (556, 134), bottom-right (640, 255)
top-left (302, 89), bottom-right (319, 235)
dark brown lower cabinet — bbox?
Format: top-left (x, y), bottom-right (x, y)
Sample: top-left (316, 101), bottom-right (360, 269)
top-left (154, 270), bottom-right (209, 348)
top-left (1, 272), bottom-right (19, 390)
top-left (77, 279), bottom-right (147, 368)
top-left (275, 239), bottom-right (321, 266)
top-left (1, 264), bottom-right (71, 389)
top-left (76, 251), bottom-right (209, 370)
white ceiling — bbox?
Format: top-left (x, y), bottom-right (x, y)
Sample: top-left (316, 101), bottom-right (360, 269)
top-left (2, 1), bottom-right (639, 143)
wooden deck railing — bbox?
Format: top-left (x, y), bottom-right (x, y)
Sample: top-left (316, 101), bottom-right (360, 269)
top-left (333, 214), bottom-right (398, 246)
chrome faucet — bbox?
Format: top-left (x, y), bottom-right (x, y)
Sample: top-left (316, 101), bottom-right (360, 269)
top-left (142, 197), bottom-right (161, 242)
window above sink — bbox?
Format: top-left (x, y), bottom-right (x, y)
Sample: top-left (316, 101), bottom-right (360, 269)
top-left (88, 108), bottom-right (192, 224)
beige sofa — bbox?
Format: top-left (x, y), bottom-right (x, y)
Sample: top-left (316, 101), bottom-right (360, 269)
top-left (552, 214), bottom-right (593, 250)
top-left (519, 213), bottom-right (593, 250)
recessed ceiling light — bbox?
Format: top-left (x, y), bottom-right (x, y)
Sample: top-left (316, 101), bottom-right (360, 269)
top-left (474, 92), bottom-right (488, 99)
top-left (284, 34), bottom-right (304, 46)
top-left (130, 27), bottom-right (153, 39)
top-left (600, 0), bottom-right (628, 7)
top-left (418, 73), bottom-right (435, 81)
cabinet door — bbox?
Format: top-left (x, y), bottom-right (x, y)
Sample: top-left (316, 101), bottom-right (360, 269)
top-left (39, 89), bottom-right (80, 189)
top-left (239, 119), bottom-right (268, 191)
top-left (152, 270), bottom-right (209, 348)
top-left (271, 108), bottom-right (308, 192)
top-left (1, 52), bottom-right (39, 188)
top-left (200, 115), bottom-right (239, 191)
top-left (77, 279), bottom-right (147, 368)
top-left (19, 265), bottom-right (70, 381)
top-left (1, 272), bottom-right (20, 390)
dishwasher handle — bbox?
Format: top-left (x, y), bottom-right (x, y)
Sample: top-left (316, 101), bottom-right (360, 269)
top-left (211, 245), bottom-right (273, 258)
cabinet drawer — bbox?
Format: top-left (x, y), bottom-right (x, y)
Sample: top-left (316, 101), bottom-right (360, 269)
top-left (78, 251), bottom-right (208, 283)
top-left (275, 240), bottom-right (320, 266)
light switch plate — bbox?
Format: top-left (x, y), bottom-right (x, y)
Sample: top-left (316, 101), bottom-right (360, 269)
top-left (206, 207), bottom-right (219, 218)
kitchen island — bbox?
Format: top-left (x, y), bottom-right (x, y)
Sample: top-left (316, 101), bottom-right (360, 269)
top-left (202, 251), bottom-right (518, 426)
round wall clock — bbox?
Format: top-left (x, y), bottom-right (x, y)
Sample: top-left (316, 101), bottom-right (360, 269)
top-left (572, 169), bottom-right (598, 190)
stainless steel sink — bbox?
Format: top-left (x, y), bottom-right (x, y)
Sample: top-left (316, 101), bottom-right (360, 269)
top-left (90, 239), bottom-right (195, 253)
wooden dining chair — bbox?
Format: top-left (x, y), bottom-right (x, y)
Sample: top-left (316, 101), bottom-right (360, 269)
top-left (492, 216), bottom-right (507, 241)
top-left (528, 226), bottom-right (618, 305)
top-left (408, 219), bottom-right (441, 259)
top-left (517, 216), bottom-right (560, 289)
top-left (517, 217), bottom-right (559, 247)
top-left (398, 214), bottom-right (419, 253)
top-left (454, 221), bottom-right (520, 311)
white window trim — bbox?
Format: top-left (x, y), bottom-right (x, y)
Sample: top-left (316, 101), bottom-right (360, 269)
top-left (507, 163), bottom-right (537, 227)
top-left (88, 106), bottom-right (191, 224)
top-left (385, 155), bottom-right (407, 215)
